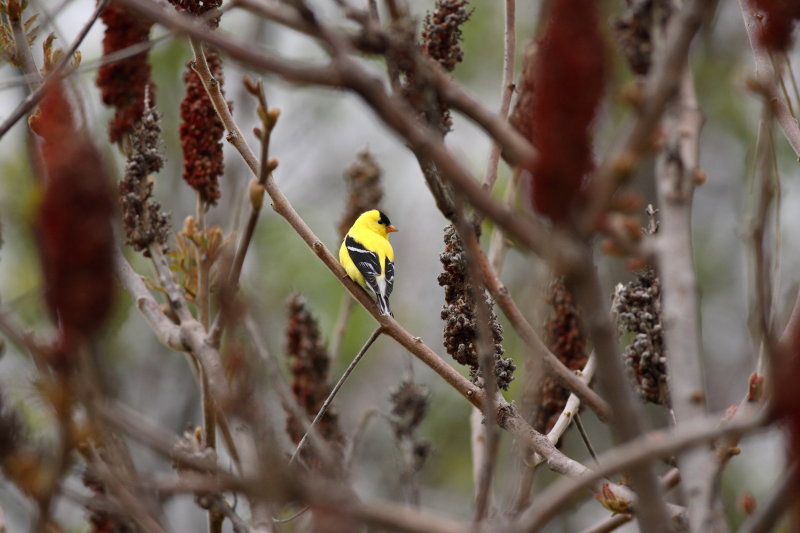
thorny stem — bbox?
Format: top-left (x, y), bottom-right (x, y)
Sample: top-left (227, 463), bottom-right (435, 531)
top-left (290, 327), bottom-right (383, 465)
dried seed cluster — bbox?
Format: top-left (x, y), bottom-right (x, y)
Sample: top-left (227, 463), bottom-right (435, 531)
top-left (613, 268), bottom-right (669, 405)
top-left (120, 98), bottom-right (170, 253)
top-left (421, 0), bottom-right (472, 73)
top-left (612, 0), bottom-right (654, 75)
top-left (389, 379), bottom-right (431, 469)
top-left (398, 0), bottom-right (471, 136)
top-left (285, 294), bottom-right (344, 461)
top-left (338, 150), bottom-right (383, 240)
top-left (535, 279), bottom-right (588, 433)
top-left (438, 225), bottom-right (515, 390)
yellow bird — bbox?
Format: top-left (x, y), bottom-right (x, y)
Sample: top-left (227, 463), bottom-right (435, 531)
top-left (339, 209), bottom-right (397, 316)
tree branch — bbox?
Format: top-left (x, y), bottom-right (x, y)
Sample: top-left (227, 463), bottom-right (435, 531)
top-left (512, 407), bottom-right (765, 532)
top-left (654, 55), bottom-right (724, 532)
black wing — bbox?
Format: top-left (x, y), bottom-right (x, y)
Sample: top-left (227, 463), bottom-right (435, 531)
top-left (345, 236), bottom-right (381, 294)
top-left (385, 257), bottom-right (395, 298)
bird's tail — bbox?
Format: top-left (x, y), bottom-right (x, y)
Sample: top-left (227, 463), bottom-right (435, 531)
top-left (376, 295), bottom-right (393, 317)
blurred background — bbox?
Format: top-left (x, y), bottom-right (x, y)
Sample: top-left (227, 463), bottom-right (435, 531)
top-left (0, 0), bottom-right (796, 530)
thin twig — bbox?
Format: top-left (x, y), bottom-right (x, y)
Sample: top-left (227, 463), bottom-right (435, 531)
top-left (573, 414), bottom-right (598, 465)
top-left (196, 196), bottom-right (211, 330)
top-left (486, 167), bottom-right (522, 275)
top-left (242, 312), bottom-right (334, 469)
top-left (480, 0), bottom-right (515, 193)
top-left (345, 408), bottom-right (386, 470)
top-left (290, 327), bottom-right (383, 465)
top-left (0, 0), bottom-right (107, 138)
top-left (208, 76), bottom-right (275, 347)
top-left (739, 462), bottom-right (797, 533)
top-left (329, 296), bottom-right (354, 364)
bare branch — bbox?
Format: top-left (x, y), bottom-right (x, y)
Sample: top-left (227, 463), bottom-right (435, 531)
top-left (654, 55), bottom-right (724, 532)
top-left (114, 250), bottom-right (183, 351)
top-left (512, 407), bottom-right (765, 532)
top-left (481, 0), bottom-right (516, 192)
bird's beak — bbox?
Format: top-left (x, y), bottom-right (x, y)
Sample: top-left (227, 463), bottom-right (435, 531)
top-left (386, 225), bottom-right (398, 233)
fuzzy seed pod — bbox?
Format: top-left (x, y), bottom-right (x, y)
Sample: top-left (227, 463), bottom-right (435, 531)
top-left (515, 0), bottom-right (607, 223)
top-left (168, 0), bottom-right (227, 205)
top-left (32, 83), bottom-right (115, 355)
top-left (177, 52), bottom-right (226, 204)
top-left (96, 5), bottom-right (155, 144)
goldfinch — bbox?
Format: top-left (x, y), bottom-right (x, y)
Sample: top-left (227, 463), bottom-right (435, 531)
top-left (339, 209), bottom-right (397, 316)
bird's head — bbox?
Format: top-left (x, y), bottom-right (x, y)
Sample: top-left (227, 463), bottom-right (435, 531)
top-left (358, 209), bottom-right (398, 238)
